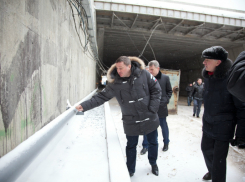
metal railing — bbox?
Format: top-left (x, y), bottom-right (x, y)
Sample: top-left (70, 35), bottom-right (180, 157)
top-left (0, 89), bottom-right (97, 182)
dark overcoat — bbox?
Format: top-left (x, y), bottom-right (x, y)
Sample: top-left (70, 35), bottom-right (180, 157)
top-left (155, 71), bottom-right (172, 118)
top-left (81, 57), bottom-right (162, 136)
top-left (227, 51), bottom-right (245, 102)
top-left (202, 59), bottom-right (245, 141)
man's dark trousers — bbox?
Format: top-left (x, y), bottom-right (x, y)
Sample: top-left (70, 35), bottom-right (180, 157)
top-left (159, 117), bottom-right (169, 145)
top-left (142, 117), bottom-right (169, 147)
top-left (142, 135), bottom-right (148, 149)
top-left (187, 96), bottom-right (193, 106)
top-left (193, 99), bottom-right (202, 116)
top-left (201, 133), bottom-right (229, 182)
top-left (126, 129), bottom-right (158, 173)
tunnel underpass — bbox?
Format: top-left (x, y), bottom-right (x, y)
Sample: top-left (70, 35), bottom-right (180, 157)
top-left (1, 1), bottom-right (245, 181)
top-left (94, 2), bottom-right (245, 95)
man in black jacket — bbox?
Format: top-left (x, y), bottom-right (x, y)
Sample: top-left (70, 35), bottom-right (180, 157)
top-left (76, 56), bottom-right (162, 177)
top-left (140, 60), bottom-right (172, 154)
top-left (227, 51), bottom-right (245, 103)
top-left (201, 46), bottom-right (245, 182)
top-left (185, 83), bottom-right (193, 106)
top-left (190, 78), bottom-right (204, 118)
top-left (227, 51), bottom-right (245, 148)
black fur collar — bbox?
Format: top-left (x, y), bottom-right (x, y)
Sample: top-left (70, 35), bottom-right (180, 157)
top-left (155, 70), bottom-right (162, 79)
top-left (202, 58), bottom-right (233, 79)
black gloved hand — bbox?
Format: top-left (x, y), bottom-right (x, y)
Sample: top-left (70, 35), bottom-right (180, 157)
top-left (229, 137), bottom-right (245, 146)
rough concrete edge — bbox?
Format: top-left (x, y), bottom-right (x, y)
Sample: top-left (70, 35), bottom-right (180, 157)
top-left (104, 102), bottom-right (131, 182)
top-left (0, 89), bottom-right (98, 182)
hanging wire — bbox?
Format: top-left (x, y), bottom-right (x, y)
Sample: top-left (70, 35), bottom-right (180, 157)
top-left (113, 13), bottom-right (150, 62)
top-left (138, 23), bottom-right (163, 58)
top-left (67, 0), bottom-right (108, 73)
top-left (142, 34), bottom-right (156, 60)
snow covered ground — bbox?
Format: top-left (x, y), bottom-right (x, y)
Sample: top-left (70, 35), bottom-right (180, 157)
top-left (9, 96), bottom-right (245, 182)
top-left (109, 97), bottom-right (245, 182)
top-left (16, 105), bottom-right (110, 182)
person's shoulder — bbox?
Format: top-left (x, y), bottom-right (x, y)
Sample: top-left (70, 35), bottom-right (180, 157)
top-left (140, 69), bottom-right (150, 77)
top-left (161, 73), bottom-right (170, 79)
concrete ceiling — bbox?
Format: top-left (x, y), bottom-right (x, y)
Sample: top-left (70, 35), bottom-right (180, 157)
top-left (96, 10), bottom-right (245, 69)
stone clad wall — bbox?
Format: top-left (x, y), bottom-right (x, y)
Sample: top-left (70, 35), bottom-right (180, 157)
top-left (0, 0), bottom-right (96, 157)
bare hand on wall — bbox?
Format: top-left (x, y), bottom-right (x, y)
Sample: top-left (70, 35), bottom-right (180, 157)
top-left (76, 105), bottom-right (83, 111)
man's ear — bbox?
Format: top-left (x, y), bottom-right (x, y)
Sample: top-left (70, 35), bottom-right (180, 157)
top-left (216, 60), bottom-right (222, 66)
top-left (128, 65), bottom-right (131, 69)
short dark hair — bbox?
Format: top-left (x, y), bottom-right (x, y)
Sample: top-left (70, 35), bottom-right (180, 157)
top-left (197, 78), bottom-right (202, 81)
top-left (115, 56), bottom-right (131, 66)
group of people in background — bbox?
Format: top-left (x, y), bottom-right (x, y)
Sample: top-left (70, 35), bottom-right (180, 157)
top-left (186, 78), bottom-right (204, 118)
top-left (76, 46), bottom-right (245, 182)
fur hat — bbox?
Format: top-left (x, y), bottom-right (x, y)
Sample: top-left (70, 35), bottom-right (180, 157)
top-left (202, 46), bottom-right (228, 62)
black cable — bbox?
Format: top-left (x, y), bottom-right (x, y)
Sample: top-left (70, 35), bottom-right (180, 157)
top-left (67, 0), bottom-right (86, 49)
top-left (67, 0), bottom-right (108, 72)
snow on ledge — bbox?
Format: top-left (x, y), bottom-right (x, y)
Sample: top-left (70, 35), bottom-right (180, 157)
top-left (0, 89), bottom-right (97, 182)
top-left (104, 102), bottom-right (131, 182)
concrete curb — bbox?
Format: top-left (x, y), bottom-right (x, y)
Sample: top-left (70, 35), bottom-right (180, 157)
top-left (104, 102), bottom-right (131, 182)
top-left (0, 89), bottom-right (97, 182)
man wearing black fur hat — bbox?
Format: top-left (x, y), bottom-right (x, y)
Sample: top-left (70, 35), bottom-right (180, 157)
top-left (201, 46), bottom-right (245, 182)
top-left (76, 56), bottom-right (162, 177)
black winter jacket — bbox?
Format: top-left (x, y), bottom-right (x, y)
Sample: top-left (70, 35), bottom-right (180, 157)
top-left (190, 83), bottom-right (204, 100)
top-left (155, 71), bottom-right (172, 118)
top-left (80, 57), bottom-right (162, 136)
top-left (227, 51), bottom-right (245, 102)
top-left (185, 85), bottom-right (193, 96)
top-left (202, 59), bottom-right (245, 141)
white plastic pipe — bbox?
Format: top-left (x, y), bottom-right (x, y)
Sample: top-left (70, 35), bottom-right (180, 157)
top-left (0, 89), bottom-right (97, 182)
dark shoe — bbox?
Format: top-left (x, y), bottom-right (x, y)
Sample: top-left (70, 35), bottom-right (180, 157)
top-left (140, 148), bottom-right (148, 155)
top-left (162, 144), bottom-right (168, 152)
top-left (197, 116), bottom-right (200, 118)
top-left (193, 113), bottom-right (195, 116)
top-left (151, 164), bottom-right (159, 176)
top-left (202, 172), bottom-right (211, 180)
top-left (129, 173), bottom-right (134, 177)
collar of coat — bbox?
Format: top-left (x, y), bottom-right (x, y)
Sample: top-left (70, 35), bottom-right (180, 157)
top-left (202, 58), bottom-right (233, 79)
top-left (155, 70), bottom-right (162, 79)
top-left (107, 57), bottom-right (146, 83)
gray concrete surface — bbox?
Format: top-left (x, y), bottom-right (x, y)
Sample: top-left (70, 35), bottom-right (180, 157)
top-left (109, 96), bottom-right (245, 182)
top-left (0, 0), bottom-right (96, 157)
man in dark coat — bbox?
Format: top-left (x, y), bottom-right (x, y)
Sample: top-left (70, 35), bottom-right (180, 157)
top-left (227, 51), bottom-right (245, 148)
top-left (227, 51), bottom-right (245, 102)
top-left (190, 78), bottom-right (204, 118)
top-left (140, 60), bottom-right (172, 155)
top-left (201, 46), bottom-right (245, 182)
top-left (185, 83), bottom-right (193, 106)
top-left (76, 56), bottom-right (162, 177)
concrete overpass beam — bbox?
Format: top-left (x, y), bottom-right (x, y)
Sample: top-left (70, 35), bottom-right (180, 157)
top-left (218, 28), bottom-right (244, 39)
top-left (201, 25), bottom-right (225, 38)
top-left (111, 12), bottom-right (114, 27)
top-left (168, 19), bottom-right (184, 33)
top-left (131, 14), bottom-right (138, 28)
top-left (184, 22), bottom-right (205, 35)
top-left (97, 27), bottom-right (105, 61)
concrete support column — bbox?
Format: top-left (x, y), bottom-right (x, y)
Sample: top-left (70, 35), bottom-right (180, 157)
top-left (97, 27), bottom-right (105, 62)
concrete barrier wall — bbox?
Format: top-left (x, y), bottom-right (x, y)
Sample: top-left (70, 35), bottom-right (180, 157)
top-left (0, 0), bottom-right (96, 157)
